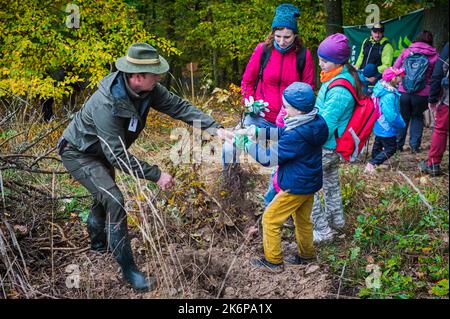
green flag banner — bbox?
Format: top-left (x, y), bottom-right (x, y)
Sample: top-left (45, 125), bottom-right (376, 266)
top-left (344, 8), bottom-right (424, 65)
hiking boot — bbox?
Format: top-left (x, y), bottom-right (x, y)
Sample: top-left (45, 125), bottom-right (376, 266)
top-left (284, 254), bottom-right (315, 265)
top-left (107, 222), bottom-right (157, 292)
top-left (250, 257), bottom-right (284, 273)
top-left (410, 146), bottom-right (421, 154)
top-left (313, 228), bottom-right (335, 243)
top-left (419, 160), bottom-right (441, 176)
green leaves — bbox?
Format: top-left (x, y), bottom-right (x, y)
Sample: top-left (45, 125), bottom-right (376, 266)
top-left (0, 0), bottom-right (179, 100)
top-left (431, 279), bottom-right (449, 297)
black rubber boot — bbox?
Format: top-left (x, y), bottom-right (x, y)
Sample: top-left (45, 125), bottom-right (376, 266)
top-left (87, 202), bottom-right (107, 252)
top-left (107, 222), bottom-right (157, 292)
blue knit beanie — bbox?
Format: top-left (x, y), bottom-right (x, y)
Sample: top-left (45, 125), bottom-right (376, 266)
top-left (271, 3), bottom-right (300, 34)
top-left (362, 64), bottom-right (378, 78)
top-left (283, 82), bottom-right (316, 113)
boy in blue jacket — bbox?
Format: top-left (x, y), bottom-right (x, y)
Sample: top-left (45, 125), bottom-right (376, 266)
top-left (365, 67), bottom-right (406, 173)
top-left (232, 82), bottom-right (329, 271)
top-left (358, 63), bottom-right (379, 95)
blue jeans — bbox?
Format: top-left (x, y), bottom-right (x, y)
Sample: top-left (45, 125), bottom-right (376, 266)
top-left (221, 114), bottom-right (277, 166)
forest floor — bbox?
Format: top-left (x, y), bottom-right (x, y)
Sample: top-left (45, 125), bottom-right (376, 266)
top-left (1, 100), bottom-right (448, 299)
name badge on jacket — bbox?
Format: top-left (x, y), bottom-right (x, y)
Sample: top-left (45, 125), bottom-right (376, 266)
top-left (128, 116), bottom-right (138, 132)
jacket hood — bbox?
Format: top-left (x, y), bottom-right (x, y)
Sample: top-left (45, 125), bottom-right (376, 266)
top-left (98, 71), bottom-right (127, 101)
top-left (373, 80), bottom-right (400, 98)
top-left (97, 71), bottom-right (137, 117)
top-left (300, 116), bottom-right (329, 147)
top-left (407, 42), bottom-right (438, 56)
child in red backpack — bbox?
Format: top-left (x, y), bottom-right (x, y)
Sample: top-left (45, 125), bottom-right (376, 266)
top-left (365, 67), bottom-right (406, 174)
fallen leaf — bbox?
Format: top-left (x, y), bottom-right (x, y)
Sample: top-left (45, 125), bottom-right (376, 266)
top-left (13, 225), bottom-right (28, 235)
top-left (305, 265), bottom-right (320, 275)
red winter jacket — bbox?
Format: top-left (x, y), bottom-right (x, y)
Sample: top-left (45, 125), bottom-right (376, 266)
top-left (241, 42), bottom-right (315, 125)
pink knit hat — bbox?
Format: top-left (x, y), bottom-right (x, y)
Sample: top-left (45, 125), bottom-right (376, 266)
top-left (382, 67), bottom-right (405, 82)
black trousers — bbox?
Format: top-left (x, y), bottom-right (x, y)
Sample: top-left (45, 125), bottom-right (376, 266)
top-left (369, 136), bottom-right (397, 165)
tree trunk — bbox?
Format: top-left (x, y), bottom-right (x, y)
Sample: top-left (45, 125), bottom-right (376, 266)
top-left (423, 2), bottom-right (449, 52)
top-left (324, 0), bottom-right (343, 35)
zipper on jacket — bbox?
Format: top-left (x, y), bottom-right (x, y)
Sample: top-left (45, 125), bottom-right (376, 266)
top-left (278, 54), bottom-right (285, 109)
top-left (364, 42), bottom-right (375, 68)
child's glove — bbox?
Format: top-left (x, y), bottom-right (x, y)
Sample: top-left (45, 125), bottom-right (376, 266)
top-left (244, 96), bottom-right (269, 117)
top-left (233, 134), bottom-right (253, 152)
top-left (234, 125), bottom-right (260, 142)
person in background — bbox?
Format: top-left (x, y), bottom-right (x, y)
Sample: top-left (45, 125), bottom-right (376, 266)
top-left (355, 23), bottom-right (394, 77)
top-left (394, 30), bottom-right (438, 153)
top-left (419, 42), bottom-right (449, 176)
top-left (365, 67), bottom-right (406, 174)
top-left (358, 63), bottom-right (378, 95)
top-left (222, 3), bottom-right (315, 170)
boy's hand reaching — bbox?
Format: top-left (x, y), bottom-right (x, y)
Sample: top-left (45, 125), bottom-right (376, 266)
top-left (234, 125), bottom-right (260, 142)
top-left (233, 134), bottom-right (252, 151)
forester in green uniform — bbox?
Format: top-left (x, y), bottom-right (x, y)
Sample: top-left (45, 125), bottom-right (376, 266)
top-left (58, 43), bottom-right (225, 291)
top-left (355, 23), bottom-right (394, 80)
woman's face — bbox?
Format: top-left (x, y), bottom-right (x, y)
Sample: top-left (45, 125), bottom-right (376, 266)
top-left (274, 28), bottom-right (295, 49)
top-left (318, 57), bottom-right (339, 72)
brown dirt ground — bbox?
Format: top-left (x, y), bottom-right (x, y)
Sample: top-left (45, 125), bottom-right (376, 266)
top-left (6, 125), bottom-right (448, 299)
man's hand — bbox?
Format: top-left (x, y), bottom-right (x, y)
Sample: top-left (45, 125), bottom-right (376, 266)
top-left (217, 128), bottom-right (234, 142)
top-left (157, 172), bottom-right (175, 190)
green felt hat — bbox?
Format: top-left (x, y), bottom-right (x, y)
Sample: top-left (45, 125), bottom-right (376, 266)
top-left (115, 43), bottom-right (169, 74)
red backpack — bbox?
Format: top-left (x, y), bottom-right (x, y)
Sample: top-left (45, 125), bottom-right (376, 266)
top-left (326, 78), bottom-right (380, 162)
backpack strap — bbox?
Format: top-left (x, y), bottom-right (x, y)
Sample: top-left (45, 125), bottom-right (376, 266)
top-left (325, 78), bottom-right (359, 140)
top-left (296, 46), bottom-right (307, 77)
top-left (254, 44), bottom-right (272, 92)
top-left (326, 78), bottom-right (359, 105)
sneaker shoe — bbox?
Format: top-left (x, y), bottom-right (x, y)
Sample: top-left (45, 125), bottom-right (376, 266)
top-left (419, 160), bottom-right (441, 176)
top-left (284, 254), bottom-right (315, 265)
top-left (364, 162), bottom-right (376, 174)
top-left (313, 228), bottom-right (335, 243)
top-left (250, 257), bottom-right (284, 273)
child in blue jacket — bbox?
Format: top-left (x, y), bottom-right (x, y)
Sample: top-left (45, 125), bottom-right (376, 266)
top-left (358, 63), bottom-right (379, 95)
top-left (232, 82), bottom-right (329, 271)
top-left (365, 67), bottom-right (406, 173)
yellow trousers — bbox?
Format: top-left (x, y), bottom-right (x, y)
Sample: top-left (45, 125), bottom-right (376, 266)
top-left (262, 191), bottom-right (315, 264)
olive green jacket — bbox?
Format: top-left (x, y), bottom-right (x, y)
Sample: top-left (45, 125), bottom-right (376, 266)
top-left (62, 71), bottom-right (221, 182)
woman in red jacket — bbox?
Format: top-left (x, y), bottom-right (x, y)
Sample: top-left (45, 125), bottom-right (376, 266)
top-left (222, 3), bottom-right (315, 185)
